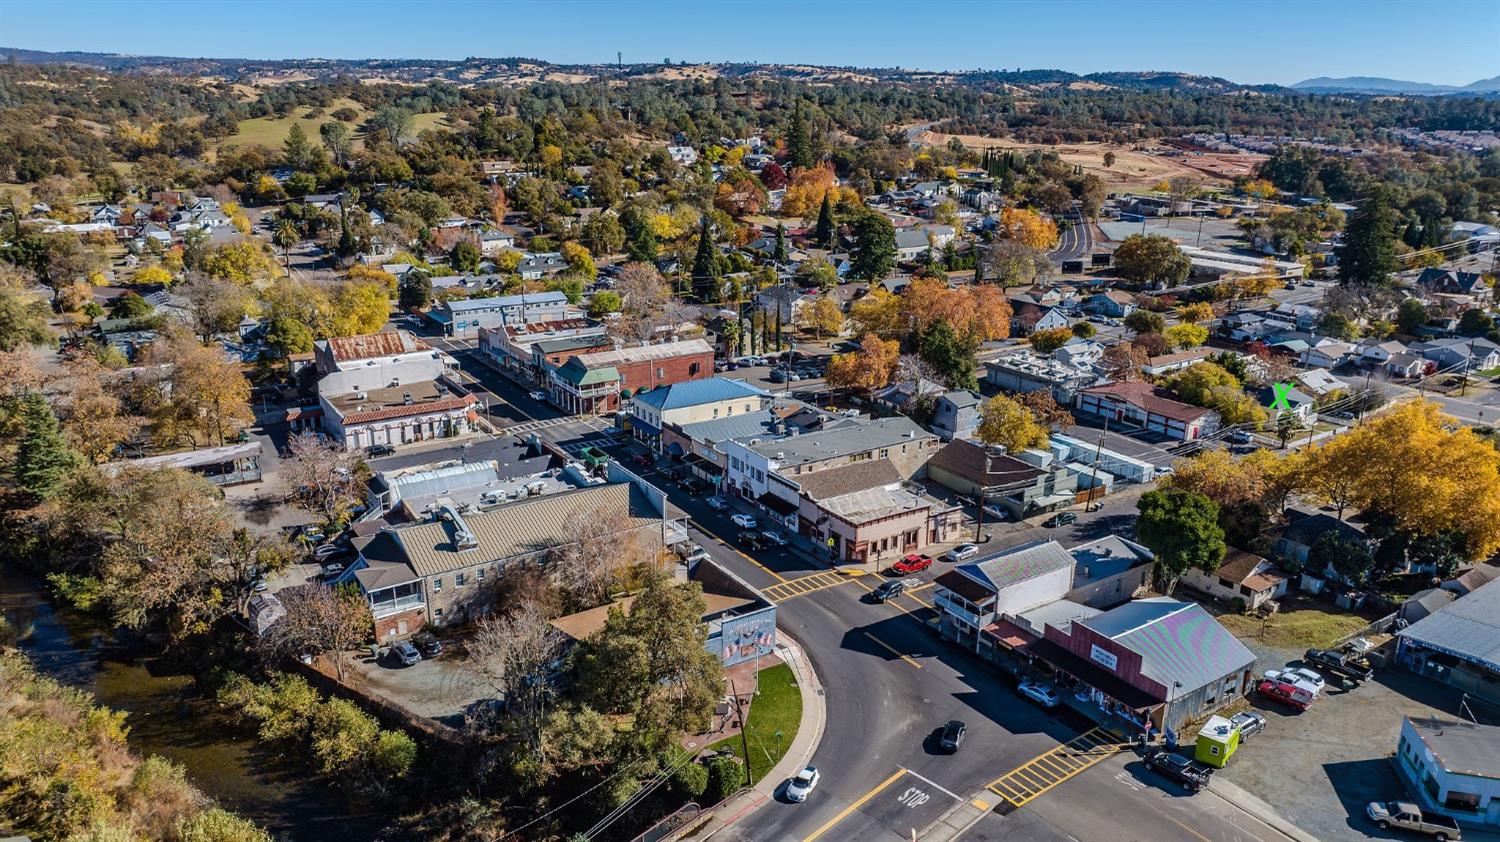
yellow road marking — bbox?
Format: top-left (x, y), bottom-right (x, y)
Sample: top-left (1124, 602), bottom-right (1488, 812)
top-left (694, 521), bottom-right (787, 583)
top-left (761, 571), bottom-right (854, 602)
top-left (970, 797), bottom-right (990, 811)
top-left (862, 631), bottom-right (922, 669)
top-left (985, 727), bottom-right (1129, 808)
top-left (803, 767), bottom-right (908, 842)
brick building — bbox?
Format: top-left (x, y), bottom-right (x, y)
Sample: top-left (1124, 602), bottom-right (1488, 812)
top-left (546, 339), bottom-right (714, 415)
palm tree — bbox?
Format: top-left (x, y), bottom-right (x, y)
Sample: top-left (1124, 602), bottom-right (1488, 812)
top-left (272, 219), bottom-right (300, 273)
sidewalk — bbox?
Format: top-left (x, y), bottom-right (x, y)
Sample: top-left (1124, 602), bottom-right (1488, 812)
top-left (1206, 777), bottom-right (1320, 842)
top-left (686, 631), bottom-right (827, 840)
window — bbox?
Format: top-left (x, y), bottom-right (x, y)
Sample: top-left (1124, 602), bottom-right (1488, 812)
top-left (657, 367), bottom-right (664, 378)
top-left (434, 608), bottom-right (443, 617)
top-left (477, 568), bottom-right (486, 580)
top-left (713, 408), bottom-right (720, 418)
top-left (1239, 584), bottom-right (1255, 596)
top-left (432, 577), bottom-right (443, 592)
top-left (1444, 790), bottom-right (1481, 812)
top-left (879, 449), bottom-right (889, 459)
top-left (456, 573), bottom-right (466, 586)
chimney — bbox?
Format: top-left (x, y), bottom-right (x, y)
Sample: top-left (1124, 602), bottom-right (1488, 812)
top-left (403, 392), bottom-right (413, 405)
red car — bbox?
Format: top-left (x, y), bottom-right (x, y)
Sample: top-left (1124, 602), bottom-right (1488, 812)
top-left (1256, 678), bottom-right (1313, 711)
top-left (892, 553), bottom-right (934, 574)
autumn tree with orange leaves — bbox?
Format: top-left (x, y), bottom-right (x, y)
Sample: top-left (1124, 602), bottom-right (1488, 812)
top-left (998, 208), bottom-right (1059, 251)
top-left (825, 333), bottom-right (900, 393)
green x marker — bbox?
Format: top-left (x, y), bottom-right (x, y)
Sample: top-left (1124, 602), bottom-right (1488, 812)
top-left (1271, 383), bottom-right (1293, 411)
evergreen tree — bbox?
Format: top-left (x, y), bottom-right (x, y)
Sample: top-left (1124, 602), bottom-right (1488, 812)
top-left (774, 308), bottom-right (783, 351)
top-left (919, 318), bottom-right (979, 390)
top-left (849, 212), bottom-right (896, 280)
top-left (13, 392), bottom-right (76, 501)
top-left (691, 217), bottom-right (720, 301)
top-left (1337, 187), bottom-right (1399, 287)
top-left (813, 193), bottom-right (835, 248)
top-left (622, 206), bottom-right (658, 263)
top-left (789, 102), bottom-right (814, 170)
top-left (1402, 219), bottom-right (1422, 249)
top-left (773, 223), bottom-right (788, 263)
top-left (336, 200), bottom-right (356, 258)
top-left (397, 272), bottom-right (433, 312)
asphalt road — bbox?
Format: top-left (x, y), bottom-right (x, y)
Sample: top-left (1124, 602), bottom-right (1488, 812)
top-left (1050, 216), bottom-right (1096, 266)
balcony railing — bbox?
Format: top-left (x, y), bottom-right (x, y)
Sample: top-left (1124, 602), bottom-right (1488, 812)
top-left (371, 593), bottom-right (425, 618)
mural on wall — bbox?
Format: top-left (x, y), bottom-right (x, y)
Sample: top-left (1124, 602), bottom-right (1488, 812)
top-left (720, 610), bottom-right (777, 666)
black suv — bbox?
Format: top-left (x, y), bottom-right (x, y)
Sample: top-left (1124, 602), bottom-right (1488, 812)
top-left (1142, 748), bottom-right (1211, 792)
top-left (1042, 512), bottom-right (1077, 528)
top-left (413, 633), bottom-right (443, 659)
top-left (367, 443), bottom-right (396, 457)
top-left (938, 720), bottom-right (967, 753)
top-left (738, 530), bottom-right (766, 550)
top-left (870, 580), bottom-right (907, 603)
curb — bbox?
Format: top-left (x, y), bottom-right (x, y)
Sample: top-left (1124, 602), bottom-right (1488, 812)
top-left (1207, 777), bottom-right (1321, 842)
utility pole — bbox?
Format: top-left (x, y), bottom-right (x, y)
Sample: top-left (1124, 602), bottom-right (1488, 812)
top-left (1460, 339), bottom-right (1476, 397)
top-left (1087, 417), bottom-right (1109, 511)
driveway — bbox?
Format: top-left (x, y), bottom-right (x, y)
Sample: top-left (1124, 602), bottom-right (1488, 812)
top-left (342, 649), bottom-right (489, 727)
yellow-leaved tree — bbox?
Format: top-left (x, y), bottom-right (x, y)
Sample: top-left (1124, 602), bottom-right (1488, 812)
top-left (975, 394), bottom-right (1050, 455)
top-left (998, 208), bottom-right (1059, 251)
top-left (824, 333), bottom-right (899, 393)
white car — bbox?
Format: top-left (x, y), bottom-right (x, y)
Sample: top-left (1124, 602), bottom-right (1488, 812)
top-left (1018, 680), bottom-right (1061, 708)
top-left (1268, 666), bottom-right (1326, 692)
top-left (731, 513), bottom-right (758, 529)
top-left (786, 765), bottom-right (820, 802)
top-left (528, 390), bottom-right (546, 401)
top-left (761, 530), bottom-right (789, 546)
top-left (705, 496), bottom-right (728, 511)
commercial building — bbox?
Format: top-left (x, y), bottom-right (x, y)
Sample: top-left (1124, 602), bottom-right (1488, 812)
top-left (1076, 381), bottom-right (1219, 441)
top-left (984, 352), bottom-right (1102, 405)
top-left (629, 378), bottom-right (771, 451)
top-left (789, 460), bottom-right (962, 565)
top-left (476, 317), bottom-right (608, 381)
top-left (1395, 716), bottom-right (1500, 829)
top-left (545, 339), bottom-right (715, 415)
top-left (1395, 577), bottom-right (1500, 706)
top-left (311, 331), bottom-right (479, 451)
top-left (722, 415), bottom-right (937, 503)
top-left (429, 290), bottom-right (571, 337)
top-left (933, 540), bottom-right (1081, 651)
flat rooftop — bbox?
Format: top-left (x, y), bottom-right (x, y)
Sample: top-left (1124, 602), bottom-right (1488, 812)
top-left (325, 380), bottom-right (473, 423)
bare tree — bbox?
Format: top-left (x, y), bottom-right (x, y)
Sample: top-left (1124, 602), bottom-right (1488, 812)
top-left (262, 582), bottom-right (371, 679)
top-left (464, 598), bottom-right (566, 749)
top-left (984, 239), bottom-right (1050, 290)
top-left (178, 271), bottom-right (256, 342)
top-left (550, 504), bottom-right (652, 610)
top-left (283, 432), bottom-right (367, 525)
top-left (610, 262), bottom-right (697, 345)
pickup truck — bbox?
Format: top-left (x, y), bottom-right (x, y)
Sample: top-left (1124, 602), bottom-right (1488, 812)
top-left (1304, 647), bottom-right (1375, 682)
top-left (1367, 801), bottom-right (1461, 840)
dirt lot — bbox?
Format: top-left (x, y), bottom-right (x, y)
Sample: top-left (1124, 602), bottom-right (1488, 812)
top-left (913, 130), bottom-right (1264, 189)
top-left (342, 648), bottom-right (488, 727)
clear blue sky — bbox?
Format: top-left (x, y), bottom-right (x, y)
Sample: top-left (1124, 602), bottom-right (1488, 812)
top-left (2, 0), bottom-right (1497, 87)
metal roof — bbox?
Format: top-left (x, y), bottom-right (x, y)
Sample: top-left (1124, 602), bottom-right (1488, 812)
top-left (1397, 577), bottom-right (1500, 669)
top-left (632, 377), bottom-right (767, 412)
top-left (1081, 597), bottom-right (1257, 697)
top-left (959, 540), bottom-right (1077, 592)
top-left (442, 291), bottom-right (568, 312)
top-left (746, 415), bottom-right (932, 466)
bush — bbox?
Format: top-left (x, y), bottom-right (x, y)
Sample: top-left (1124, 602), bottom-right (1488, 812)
top-left (671, 760), bottom-right (709, 800)
top-left (703, 755), bottom-right (744, 804)
top-left (1228, 597), bottom-right (1247, 614)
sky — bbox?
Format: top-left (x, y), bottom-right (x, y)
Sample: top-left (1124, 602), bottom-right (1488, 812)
top-left (2, 0), bottom-right (1498, 87)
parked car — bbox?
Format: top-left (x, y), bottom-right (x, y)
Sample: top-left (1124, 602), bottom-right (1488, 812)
top-left (892, 553), bottom-right (934, 574)
top-left (705, 496), bottom-right (728, 511)
top-left (1303, 647), bottom-right (1375, 682)
top-left (1142, 748), bottom-right (1212, 793)
top-left (786, 766), bottom-right (820, 802)
top-left (528, 390), bottom-right (546, 401)
top-left (312, 543), bottom-right (348, 561)
top-left (738, 530), bottom-right (766, 550)
top-left (731, 513), bottom-right (758, 529)
top-left (938, 719), bottom-right (967, 753)
top-left (1257, 678), bottom-right (1314, 710)
top-left (319, 561), bottom-right (347, 578)
top-left (761, 530), bottom-right (789, 546)
top-left (1229, 711), bottom-right (1266, 741)
top-left (1227, 429), bottom-right (1253, 444)
top-left (413, 633), bottom-right (442, 659)
top-left (870, 579), bottom-right (909, 603)
top-left (366, 443), bottom-right (396, 457)
top-left (943, 543), bottom-right (980, 562)
top-left (389, 641), bottom-right (422, 667)
top-left (1266, 667), bottom-right (1324, 695)
top-left (1042, 512), bottom-right (1078, 528)
top-left (631, 452), bottom-right (653, 467)
top-left (1367, 801), bottom-right (1461, 840)
top-left (1017, 679), bottom-right (1060, 708)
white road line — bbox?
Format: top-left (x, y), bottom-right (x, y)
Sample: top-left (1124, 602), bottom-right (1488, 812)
top-left (901, 768), bottom-right (962, 801)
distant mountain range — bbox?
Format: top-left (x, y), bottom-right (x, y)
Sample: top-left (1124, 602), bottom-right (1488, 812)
top-left (0, 46), bottom-right (1494, 99)
top-left (1291, 75), bottom-right (1500, 95)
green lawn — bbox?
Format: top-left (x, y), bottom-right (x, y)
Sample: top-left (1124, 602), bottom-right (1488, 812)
top-left (1476, 367), bottom-right (1500, 378)
top-left (705, 662), bottom-right (802, 783)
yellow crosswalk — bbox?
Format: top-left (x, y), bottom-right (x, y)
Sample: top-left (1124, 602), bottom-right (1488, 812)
top-left (760, 569), bottom-right (862, 602)
top-left (986, 727), bottom-right (1131, 809)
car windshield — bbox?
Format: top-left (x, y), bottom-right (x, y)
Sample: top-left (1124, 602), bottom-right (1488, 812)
top-left (795, 770), bottom-right (814, 784)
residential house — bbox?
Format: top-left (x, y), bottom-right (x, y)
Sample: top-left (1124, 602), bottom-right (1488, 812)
top-left (547, 339), bottom-right (715, 415)
top-left (1067, 536), bottom-right (1154, 610)
top-left (1412, 337), bottom-right (1500, 373)
top-left (893, 225), bottom-right (955, 261)
top-left (1082, 291), bottom-right (1137, 318)
top-left (346, 480), bottom-right (671, 636)
top-left (1395, 577), bottom-right (1500, 706)
top-left (1252, 383), bottom-right (1316, 425)
top-left (1295, 369), bottom-right (1347, 397)
top-left (666, 146), bottom-right (699, 165)
top-left (1397, 588), bottom-right (1458, 626)
top-left (629, 378), bottom-right (771, 451)
top-left (1011, 304), bottom-right (1072, 336)
top-left (517, 252), bottom-right (570, 280)
top-left (429, 290), bottom-right (572, 337)
top-left (1300, 340), bottom-right (1354, 369)
top-left (1415, 267), bottom-right (1490, 298)
top-left (1386, 353), bottom-right (1430, 379)
top-left (872, 378), bottom-right (945, 416)
top-left (1394, 716), bottom-right (1500, 829)
top-left (1141, 348), bottom-right (1214, 377)
top-left (1442, 564), bottom-right (1500, 598)
top-left (753, 285), bottom-right (815, 322)
top-left (1076, 381), bottom-right (1220, 441)
top-left (1353, 338), bottom-right (1408, 366)
top-left (930, 391), bottom-right (981, 441)
top-left (1181, 548), bottom-right (1290, 611)
top-left (1053, 338), bottom-right (1105, 369)
top-left (1027, 597), bottom-right (1258, 735)
top-left (1274, 513), bottom-right (1367, 570)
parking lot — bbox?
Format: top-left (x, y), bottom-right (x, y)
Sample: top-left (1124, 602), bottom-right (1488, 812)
top-left (341, 647), bottom-right (488, 728)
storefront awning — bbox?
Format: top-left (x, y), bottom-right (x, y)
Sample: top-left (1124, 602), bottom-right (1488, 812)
top-left (1027, 638), bottom-right (1163, 711)
top-left (685, 453), bottom-right (724, 475)
top-left (982, 619), bottom-right (1036, 651)
top-left (757, 492), bottom-right (799, 516)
